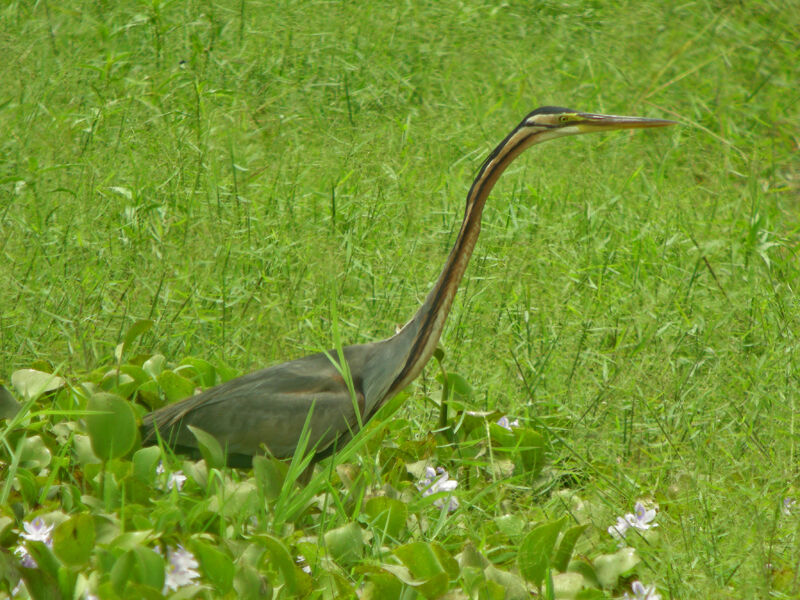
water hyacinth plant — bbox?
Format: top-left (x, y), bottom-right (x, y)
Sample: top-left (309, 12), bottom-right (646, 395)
top-left (622, 580), bottom-right (661, 600)
top-left (416, 466), bottom-right (460, 512)
top-left (156, 462), bottom-right (188, 492)
top-left (608, 502), bottom-right (658, 544)
top-left (1, 1), bottom-right (798, 598)
top-left (14, 518), bottom-right (54, 569)
top-left (164, 546), bottom-right (201, 592)
top-left (496, 416), bottom-right (520, 431)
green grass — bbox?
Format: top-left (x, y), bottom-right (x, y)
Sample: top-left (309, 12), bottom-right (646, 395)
top-left (1, 0), bottom-right (799, 598)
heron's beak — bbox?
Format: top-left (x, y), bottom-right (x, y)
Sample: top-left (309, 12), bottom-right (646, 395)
top-left (576, 113), bottom-right (677, 132)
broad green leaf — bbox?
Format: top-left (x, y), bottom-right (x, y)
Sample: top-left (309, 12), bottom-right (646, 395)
top-left (594, 547), bottom-right (640, 589)
top-left (187, 425), bottom-right (225, 469)
top-left (179, 357), bottom-right (218, 387)
top-left (517, 516), bottom-right (568, 587)
top-left (458, 409), bottom-right (503, 434)
top-left (133, 446), bottom-right (162, 483)
top-left (457, 542), bottom-right (489, 570)
top-left (380, 563), bottom-right (448, 600)
top-left (120, 364), bottom-right (150, 384)
top-left (106, 457), bottom-right (133, 480)
top-left (517, 429), bottom-right (546, 475)
top-left (157, 370), bottom-right (196, 403)
top-left (123, 319), bottom-right (154, 349)
top-left (567, 559), bottom-right (601, 589)
top-left (19, 565), bottom-right (62, 600)
top-left (53, 514), bottom-right (95, 566)
top-left (13, 468), bottom-right (38, 504)
top-left (11, 369), bottom-right (65, 401)
top-left (108, 530), bottom-right (156, 551)
top-left (483, 565), bottom-right (528, 600)
top-left (489, 422), bottom-right (516, 447)
top-left (0, 516), bottom-right (13, 539)
top-left (23, 540), bottom-right (79, 598)
top-left (253, 455), bottom-right (288, 502)
top-left (459, 566), bottom-right (488, 599)
top-left (215, 362), bottom-right (240, 383)
top-left (59, 568), bottom-right (79, 600)
top-left (0, 385), bottom-right (21, 420)
top-left (136, 379), bottom-right (164, 410)
top-left (25, 540), bottom-right (61, 579)
top-left (129, 546), bottom-right (166, 590)
top-left (362, 570), bottom-right (404, 600)
top-left (492, 426), bottom-right (546, 476)
top-left (447, 372), bottom-right (474, 399)
top-left (142, 354), bottom-right (166, 379)
top-left (553, 524), bottom-right (589, 572)
top-left (191, 539), bottom-right (234, 593)
top-left (435, 372), bottom-right (474, 400)
top-left (495, 513), bottom-right (527, 539)
top-left (126, 582), bottom-right (170, 600)
top-left (261, 534), bottom-right (309, 596)
top-left (364, 496), bottom-right (408, 539)
top-left (73, 435), bottom-right (101, 466)
top-left (430, 543), bottom-right (459, 578)
top-left (18, 435), bottom-right (52, 470)
top-left (575, 588), bottom-right (607, 599)
top-left (234, 563), bottom-right (272, 600)
top-left (100, 371), bottom-right (136, 396)
top-left (394, 541), bottom-right (459, 582)
top-left (86, 393), bottom-right (137, 461)
top-left (553, 571), bottom-right (585, 599)
top-left (110, 547), bottom-right (165, 594)
top-left (211, 481), bottom-right (258, 518)
top-left (182, 459), bottom-right (209, 488)
top-left (324, 522), bottom-right (364, 566)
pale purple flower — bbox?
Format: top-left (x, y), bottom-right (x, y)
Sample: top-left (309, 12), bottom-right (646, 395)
top-left (496, 416), bottom-right (520, 431)
top-left (623, 580), bottom-right (661, 600)
top-left (20, 518), bottom-right (54, 545)
top-left (630, 502), bottom-right (657, 530)
top-left (417, 466), bottom-right (459, 512)
top-left (608, 502), bottom-right (657, 544)
top-left (607, 516), bottom-right (631, 543)
top-left (164, 545), bottom-right (200, 591)
top-left (15, 517), bottom-right (54, 569)
top-left (783, 497), bottom-right (796, 516)
top-left (157, 462), bottom-right (187, 491)
top-left (14, 545), bottom-right (37, 568)
top-left (167, 471), bottom-right (187, 491)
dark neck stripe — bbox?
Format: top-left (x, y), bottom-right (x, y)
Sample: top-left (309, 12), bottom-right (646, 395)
top-left (386, 128), bottom-right (537, 396)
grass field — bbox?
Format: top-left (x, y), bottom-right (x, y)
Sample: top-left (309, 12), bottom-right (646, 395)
top-left (1, 1), bottom-right (799, 598)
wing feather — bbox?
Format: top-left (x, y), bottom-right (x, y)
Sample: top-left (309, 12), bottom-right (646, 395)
top-left (141, 349), bottom-right (367, 458)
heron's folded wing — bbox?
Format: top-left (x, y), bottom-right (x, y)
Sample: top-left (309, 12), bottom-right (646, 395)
top-left (141, 351), bottom-right (365, 458)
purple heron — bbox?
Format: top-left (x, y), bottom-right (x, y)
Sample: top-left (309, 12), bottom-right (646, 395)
top-left (141, 107), bottom-right (675, 465)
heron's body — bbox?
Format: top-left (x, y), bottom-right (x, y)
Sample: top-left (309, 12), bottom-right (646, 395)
top-left (144, 338), bottom-right (403, 460)
top-left (141, 106), bottom-right (674, 463)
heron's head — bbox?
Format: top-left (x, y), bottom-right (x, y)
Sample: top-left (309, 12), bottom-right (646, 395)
top-left (519, 106), bottom-right (676, 143)
top-left (467, 105), bottom-right (676, 209)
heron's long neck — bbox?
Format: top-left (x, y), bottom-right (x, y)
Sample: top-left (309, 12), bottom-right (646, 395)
top-left (386, 126), bottom-right (537, 396)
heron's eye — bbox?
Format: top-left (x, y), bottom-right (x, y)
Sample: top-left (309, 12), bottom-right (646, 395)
top-left (559, 115), bottom-right (571, 124)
